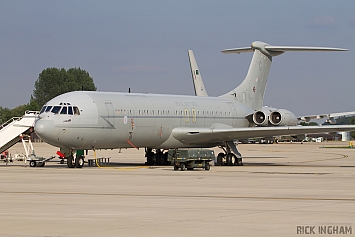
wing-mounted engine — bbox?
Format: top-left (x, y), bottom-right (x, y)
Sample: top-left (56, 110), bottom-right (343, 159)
top-left (269, 109), bottom-right (298, 126)
top-left (252, 108), bottom-right (273, 127)
top-left (246, 108), bottom-right (298, 127)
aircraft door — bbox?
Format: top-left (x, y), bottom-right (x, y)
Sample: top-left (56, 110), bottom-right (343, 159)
top-left (227, 102), bottom-right (237, 126)
top-left (103, 100), bottom-right (114, 127)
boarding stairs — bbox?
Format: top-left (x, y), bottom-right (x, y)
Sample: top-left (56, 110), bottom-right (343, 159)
top-left (0, 111), bottom-right (39, 153)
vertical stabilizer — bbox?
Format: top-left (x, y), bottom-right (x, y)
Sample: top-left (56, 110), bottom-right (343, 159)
top-left (188, 50), bottom-right (208, 96)
top-left (220, 41), bottom-right (347, 111)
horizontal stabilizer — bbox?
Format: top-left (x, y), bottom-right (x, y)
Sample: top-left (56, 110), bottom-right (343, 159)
top-left (265, 46), bottom-right (348, 52)
top-left (222, 41), bottom-right (348, 57)
top-left (221, 47), bottom-right (254, 54)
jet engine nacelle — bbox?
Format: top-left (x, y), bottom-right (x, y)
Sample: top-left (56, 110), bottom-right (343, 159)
top-left (269, 109), bottom-right (298, 126)
top-left (253, 109), bottom-right (272, 127)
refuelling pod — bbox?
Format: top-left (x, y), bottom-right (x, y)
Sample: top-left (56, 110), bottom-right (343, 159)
top-left (253, 109), bottom-right (272, 127)
top-left (270, 109), bottom-right (298, 126)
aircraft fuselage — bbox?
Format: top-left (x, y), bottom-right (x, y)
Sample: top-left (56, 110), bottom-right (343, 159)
top-left (35, 91), bottom-right (253, 150)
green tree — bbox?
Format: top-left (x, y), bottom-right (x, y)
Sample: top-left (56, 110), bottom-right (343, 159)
top-left (335, 115), bottom-right (355, 139)
top-left (0, 100), bottom-right (41, 125)
top-left (32, 67), bottom-right (96, 107)
top-left (0, 107), bottom-right (11, 124)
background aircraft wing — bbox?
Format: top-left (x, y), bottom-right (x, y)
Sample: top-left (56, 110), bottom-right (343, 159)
top-left (172, 125), bottom-right (355, 144)
top-left (298, 111), bottom-right (355, 123)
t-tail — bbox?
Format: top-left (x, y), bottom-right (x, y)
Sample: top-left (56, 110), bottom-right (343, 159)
top-left (220, 41), bottom-right (347, 111)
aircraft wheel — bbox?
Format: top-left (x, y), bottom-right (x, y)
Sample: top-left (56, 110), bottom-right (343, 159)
top-left (173, 164), bottom-right (179, 171)
top-left (236, 158), bottom-right (243, 166)
top-left (39, 162), bottom-right (45, 167)
top-left (67, 155), bottom-right (75, 168)
top-left (226, 153), bottom-right (235, 166)
top-left (217, 153), bottom-right (224, 166)
top-left (29, 160), bottom-right (36, 167)
top-left (180, 163), bottom-right (186, 171)
top-left (205, 162), bottom-right (210, 170)
top-left (75, 156), bottom-right (84, 168)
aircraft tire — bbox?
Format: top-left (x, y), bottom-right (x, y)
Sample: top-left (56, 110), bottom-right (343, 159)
top-left (67, 155), bottom-right (75, 168)
top-left (236, 158), bottom-right (243, 166)
top-left (173, 164), bottom-right (179, 171)
top-left (75, 156), bottom-right (84, 168)
top-left (39, 162), bottom-right (45, 167)
top-left (217, 153), bottom-right (224, 166)
top-left (180, 163), bottom-right (186, 171)
top-left (226, 153), bottom-right (235, 166)
top-left (29, 160), bottom-right (36, 167)
top-left (205, 162), bottom-right (210, 170)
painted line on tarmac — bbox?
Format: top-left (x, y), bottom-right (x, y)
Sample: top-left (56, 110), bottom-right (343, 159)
top-left (1, 190), bottom-right (354, 202)
top-left (287, 153), bottom-right (349, 164)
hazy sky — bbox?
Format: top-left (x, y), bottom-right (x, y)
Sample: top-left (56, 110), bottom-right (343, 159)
top-left (1, 0), bottom-right (354, 116)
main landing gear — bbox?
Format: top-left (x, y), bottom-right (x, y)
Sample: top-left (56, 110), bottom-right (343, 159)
top-left (145, 148), bottom-right (170, 165)
top-left (216, 141), bottom-right (243, 166)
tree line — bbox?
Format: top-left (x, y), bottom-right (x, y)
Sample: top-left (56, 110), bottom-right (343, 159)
top-left (0, 67), bottom-right (96, 124)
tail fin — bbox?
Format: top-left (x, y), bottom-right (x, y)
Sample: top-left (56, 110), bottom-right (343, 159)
top-left (188, 50), bottom-right (208, 96)
top-left (220, 41), bottom-right (347, 111)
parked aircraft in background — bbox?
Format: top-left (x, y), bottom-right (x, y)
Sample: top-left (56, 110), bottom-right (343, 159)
top-left (34, 41), bottom-right (355, 168)
top-left (298, 111), bottom-right (355, 124)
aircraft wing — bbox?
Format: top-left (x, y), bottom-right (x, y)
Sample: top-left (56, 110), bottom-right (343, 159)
top-left (298, 111), bottom-right (355, 123)
top-left (172, 125), bottom-right (355, 145)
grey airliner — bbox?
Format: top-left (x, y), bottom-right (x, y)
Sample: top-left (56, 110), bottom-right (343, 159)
top-left (34, 41), bottom-right (355, 168)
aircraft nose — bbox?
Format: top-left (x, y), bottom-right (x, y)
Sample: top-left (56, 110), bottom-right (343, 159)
top-left (34, 119), bottom-right (54, 142)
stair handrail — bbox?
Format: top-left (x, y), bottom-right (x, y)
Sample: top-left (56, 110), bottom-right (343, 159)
top-left (24, 110), bottom-right (40, 116)
top-left (0, 111), bottom-right (39, 131)
top-left (0, 117), bottom-right (22, 130)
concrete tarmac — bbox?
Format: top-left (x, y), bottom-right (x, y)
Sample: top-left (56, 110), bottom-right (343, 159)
top-left (1, 142), bottom-right (355, 236)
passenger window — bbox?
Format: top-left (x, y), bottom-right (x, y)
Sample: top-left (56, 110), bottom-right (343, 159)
top-left (40, 106), bottom-right (47, 114)
top-left (68, 107), bottom-right (73, 115)
top-left (51, 106), bottom-right (61, 114)
top-left (60, 107), bottom-right (67, 114)
top-left (73, 107), bottom-right (80, 115)
top-left (45, 106), bottom-right (52, 112)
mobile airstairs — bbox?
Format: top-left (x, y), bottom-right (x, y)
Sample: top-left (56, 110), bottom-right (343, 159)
top-left (0, 111), bottom-right (39, 154)
top-left (0, 111), bottom-right (45, 165)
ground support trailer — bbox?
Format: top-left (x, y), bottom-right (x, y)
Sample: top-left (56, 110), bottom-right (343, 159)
top-left (168, 149), bottom-right (215, 171)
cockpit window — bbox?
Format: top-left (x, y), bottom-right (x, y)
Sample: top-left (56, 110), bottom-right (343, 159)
top-left (60, 107), bottom-right (67, 114)
top-left (40, 106), bottom-right (47, 114)
top-left (73, 106), bottom-right (80, 115)
top-left (68, 107), bottom-right (73, 115)
top-left (51, 106), bottom-right (61, 114)
top-left (45, 106), bottom-right (53, 112)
